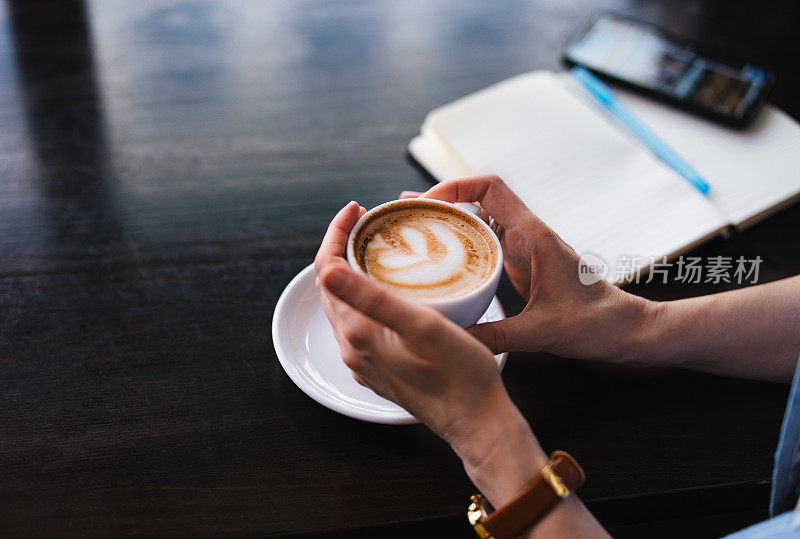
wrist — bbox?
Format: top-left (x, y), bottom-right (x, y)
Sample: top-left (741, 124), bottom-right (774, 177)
top-left (562, 283), bottom-right (660, 364)
top-left (450, 395), bottom-right (547, 507)
top-left (616, 295), bottom-right (669, 365)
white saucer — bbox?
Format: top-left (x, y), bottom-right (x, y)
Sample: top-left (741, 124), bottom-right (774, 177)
top-left (272, 263), bottom-right (508, 424)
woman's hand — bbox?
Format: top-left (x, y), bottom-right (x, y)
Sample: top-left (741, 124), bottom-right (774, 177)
top-left (314, 201), bottom-right (510, 444)
top-left (314, 200), bottom-right (614, 536)
top-left (314, 201), bottom-right (547, 506)
top-left (413, 176), bottom-right (654, 362)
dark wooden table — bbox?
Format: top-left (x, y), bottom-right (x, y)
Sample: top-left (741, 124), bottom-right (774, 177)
top-left (2, 0), bottom-right (799, 537)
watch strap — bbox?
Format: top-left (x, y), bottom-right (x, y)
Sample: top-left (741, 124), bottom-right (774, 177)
top-left (479, 451), bottom-right (585, 539)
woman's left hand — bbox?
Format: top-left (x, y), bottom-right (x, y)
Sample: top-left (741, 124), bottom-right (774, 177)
top-left (314, 201), bottom-right (514, 447)
top-left (313, 201), bottom-right (564, 511)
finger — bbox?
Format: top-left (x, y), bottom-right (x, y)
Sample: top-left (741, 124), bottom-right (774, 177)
top-left (359, 206), bottom-right (367, 217)
top-left (351, 371), bottom-right (391, 402)
top-left (399, 190), bottom-right (422, 199)
top-left (467, 316), bottom-right (528, 354)
top-left (318, 275), bottom-right (357, 343)
top-left (319, 288), bottom-right (383, 390)
top-left (319, 279), bottom-right (382, 353)
top-left (320, 265), bottom-right (454, 355)
top-left (318, 277), bottom-right (344, 326)
top-left (340, 344), bottom-right (365, 373)
top-left (479, 205), bottom-right (491, 225)
top-left (421, 175), bottom-right (533, 231)
top-left (315, 201), bottom-right (361, 276)
top-left (352, 372), bottom-right (369, 387)
top-left (318, 280), bottom-right (348, 344)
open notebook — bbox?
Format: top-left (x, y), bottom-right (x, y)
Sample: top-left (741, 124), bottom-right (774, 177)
top-left (408, 71), bottom-right (800, 282)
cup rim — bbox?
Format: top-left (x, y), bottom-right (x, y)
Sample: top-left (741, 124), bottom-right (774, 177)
top-left (345, 198), bottom-right (504, 305)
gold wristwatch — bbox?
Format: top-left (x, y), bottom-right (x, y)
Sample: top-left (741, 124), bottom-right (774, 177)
top-left (467, 451), bottom-right (585, 539)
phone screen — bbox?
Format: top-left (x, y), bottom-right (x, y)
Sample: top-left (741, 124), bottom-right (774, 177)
top-left (565, 17), bottom-right (768, 121)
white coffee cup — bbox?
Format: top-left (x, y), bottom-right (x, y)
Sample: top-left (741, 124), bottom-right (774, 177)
top-left (346, 198), bottom-right (503, 328)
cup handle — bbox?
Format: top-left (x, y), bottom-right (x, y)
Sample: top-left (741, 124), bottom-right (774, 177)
top-left (457, 202), bottom-right (482, 218)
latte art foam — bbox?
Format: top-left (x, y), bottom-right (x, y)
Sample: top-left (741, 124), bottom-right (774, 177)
top-left (353, 202), bottom-right (498, 300)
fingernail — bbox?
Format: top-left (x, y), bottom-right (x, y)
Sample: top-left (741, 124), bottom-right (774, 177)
top-left (325, 269), bottom-right (348, 292)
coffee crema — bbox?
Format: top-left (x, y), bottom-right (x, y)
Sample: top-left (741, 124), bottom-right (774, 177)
top-left (352, 201), bottom-right (498, 300)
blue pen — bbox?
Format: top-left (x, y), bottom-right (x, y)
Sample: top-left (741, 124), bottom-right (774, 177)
top-left (571, 66), bottom-right (711, 195)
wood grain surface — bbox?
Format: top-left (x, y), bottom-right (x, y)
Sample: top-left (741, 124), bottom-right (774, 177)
top-left (1, 0), bottom-right (799, 536)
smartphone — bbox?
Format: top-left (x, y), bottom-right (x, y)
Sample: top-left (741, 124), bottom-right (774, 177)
top-left (562, 13), bottom-right (774, 128)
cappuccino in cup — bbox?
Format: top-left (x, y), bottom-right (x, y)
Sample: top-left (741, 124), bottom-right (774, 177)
top-left (347, 199), bottom-right (503, 327)
top-left (352, 201), bottom-right (498, 300)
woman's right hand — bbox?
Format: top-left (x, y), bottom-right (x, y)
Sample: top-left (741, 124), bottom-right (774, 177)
top-left (415, 175), bottom-right (655, 361)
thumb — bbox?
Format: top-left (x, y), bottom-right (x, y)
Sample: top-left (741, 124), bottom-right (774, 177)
top-left (467, 316), bottom-right (527, 354)
top-left (320, 265), bottom-right (431, 338)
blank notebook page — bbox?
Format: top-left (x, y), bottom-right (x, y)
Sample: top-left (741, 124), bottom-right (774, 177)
top-left (617, 87), bottom-right (800, 227)
top-left (426, 72), bottom-right (728, 276)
